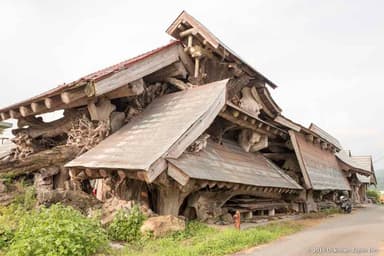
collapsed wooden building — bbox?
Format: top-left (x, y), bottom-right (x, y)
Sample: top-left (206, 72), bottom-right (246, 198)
top-left (0, 11), bottom-right (377, 221)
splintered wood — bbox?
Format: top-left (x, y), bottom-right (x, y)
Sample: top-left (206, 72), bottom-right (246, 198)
top-left (67, 116), bottom-right (110, 155)
top-left (10, 132), bottom-right (35, 160)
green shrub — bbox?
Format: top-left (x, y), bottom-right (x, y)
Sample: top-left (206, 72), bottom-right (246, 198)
top-left (107, 205), bottom-right (145, 242)
top-left (6, 204), bottom-right (108, 256)
top-left (0, 228), bottom-right (14, 250)
top-left (122, 221), bottom-right (303, 256)
top-left (0, 187), bottom-right (35, 252)
top-left (367, 189), bottom-right (381, 203)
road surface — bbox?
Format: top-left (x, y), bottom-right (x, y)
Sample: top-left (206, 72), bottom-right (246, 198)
top-left (235, 205), bottom-right (384, 256)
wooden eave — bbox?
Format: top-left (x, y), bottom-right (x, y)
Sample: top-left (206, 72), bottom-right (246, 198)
top-left (272, 115), bottom-right (301, 132)
top-left (299, 126), bottom-right (341, 152)
top-left (254, 85), bottom-right (282, 117)
top-left (219, 102), bottom-right (287, 139)
top-left (0, 41), bottom-right (182, 121)
top-left (166, 10), bottom-right (278, 89)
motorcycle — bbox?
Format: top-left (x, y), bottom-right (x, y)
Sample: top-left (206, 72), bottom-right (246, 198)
top-left (338, 195), bottom-right (352, 213)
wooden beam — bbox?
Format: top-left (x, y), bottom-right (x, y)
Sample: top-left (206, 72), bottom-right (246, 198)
top-left (178, 46), bottom-right (195, 77)
top-left (145, 61), bottom-right (188, 83)
top-left (288, 131), bottom-right (312, 190)
top-left (19, 106), bottom-right (33, 117)
top-left (167, 163), bottom-right (190, 186)
top-left (219, 111), bottom-right (275, 138)
top-left (93, 43), bottom-right (180, 96)
top-left (9, 109), bottom-right (20, 119)
top-left (305, 134), bottom-right (314, 143)
top-left (61, 87), bottom-right (87, 104)
top-left (0, 112), bottom-right (10, 121)
top-left (147, 158), bottom-right (168, 183)
top-left (105, 78), bottom-right (145, 99)
top-left (164, 77), bottom-right (188, 90)
top-left (44, 96), bottom-right (60, 109)
top-left (87, 98), bottom-right (116, 121)
top-left (31, 102), bottom-right (46, 113)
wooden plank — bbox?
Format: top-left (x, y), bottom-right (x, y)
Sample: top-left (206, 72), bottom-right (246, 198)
top-left (288, 130), bottom-right (312, 189)
top-left (105, 78), bottom-right (144, 99)
top-left (87, 98), bottom-right (116, 121)
top-left (19, 106), bottom-right (33, 117)
top-left (177, 46), bottom-right (195, 77)
top-left (31, 102), bottom-right (46, 113)
top-left (9, 109), bottom-right (21, 119)
top-left (273, 115), bottom-right (301, 132)
top-left (94, 44), bottom-right (180, 96)
top-left (146, 158), bottom-right (167, 183)
top-left (167, 163), bottom-right (190, 186)
top-left (61, 87), bottom-right (87, 104)
top-left (0, 112), bottom-right (10, 120)
top-left (165, 83), bottom-right (226, 158)
top-left (164, 77), bottom-right (189, 90)
top-left (144, 61), bottom-right (188, 83)
top-left (45, 96), bottom-right (60, 109)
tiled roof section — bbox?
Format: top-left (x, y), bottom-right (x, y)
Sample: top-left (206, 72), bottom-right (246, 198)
top-left (335, 150), bottom-right (370, 174)
top-left (351, 155), bottom-right (373, 172)
top-left (0, 41), bottom-right (180, 113)
top-left (291, 131), bottom-right (351, 191)
top-left (168, 140), bottom-right (302, 190)
top-left (309, 123), bottom-right (342, 149)
top-left (66, 80), bottom-right (227, 171)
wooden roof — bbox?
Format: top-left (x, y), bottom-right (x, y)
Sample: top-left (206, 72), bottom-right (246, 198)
top-left (66, 80), bottom-right (227, 181)
top-left (290, 131), bottom-right (351, 191)
top-left (0, 41), bottom-right (181, 120)
top-left (166, 11), bottom-right (278, 89)
top-left (335, 150), bottom-right (371, 175)
top-left (309, 123), bottom-right (342, 149)
top-left (168, 140), bottom-right (302, 190)
top-left (351, 155), bottom-right (376, 184)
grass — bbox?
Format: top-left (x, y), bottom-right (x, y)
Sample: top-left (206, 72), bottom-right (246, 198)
top-left (117, 221), bottom-right (304, 256)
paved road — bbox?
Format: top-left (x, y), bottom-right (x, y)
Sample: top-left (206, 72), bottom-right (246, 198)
top-left (235, 205), bottom-right (384, 256)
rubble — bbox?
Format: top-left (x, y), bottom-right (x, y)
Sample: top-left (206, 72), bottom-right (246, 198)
top-left (140, 215), bottom-right (186, 237)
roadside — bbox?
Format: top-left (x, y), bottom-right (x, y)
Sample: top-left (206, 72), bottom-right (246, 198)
top-left (234, 205), bottom-right (384, 256)
top-left (115, 209), bottom-right (341, 256)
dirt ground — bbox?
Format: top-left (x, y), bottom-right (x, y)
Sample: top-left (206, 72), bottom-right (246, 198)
top-left (234, 205), bottom-right (384, 256)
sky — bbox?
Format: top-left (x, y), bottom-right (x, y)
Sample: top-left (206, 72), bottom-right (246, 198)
top-left (0, 0), bottom-right (383, 169)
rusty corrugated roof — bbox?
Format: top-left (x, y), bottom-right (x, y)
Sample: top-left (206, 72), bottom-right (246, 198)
top-left (0, 41), bottom-right (180, 113)
top-left (168, 140), bottom-right (302, 189)
top-left (65, 80), bottom-right (227, 170)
